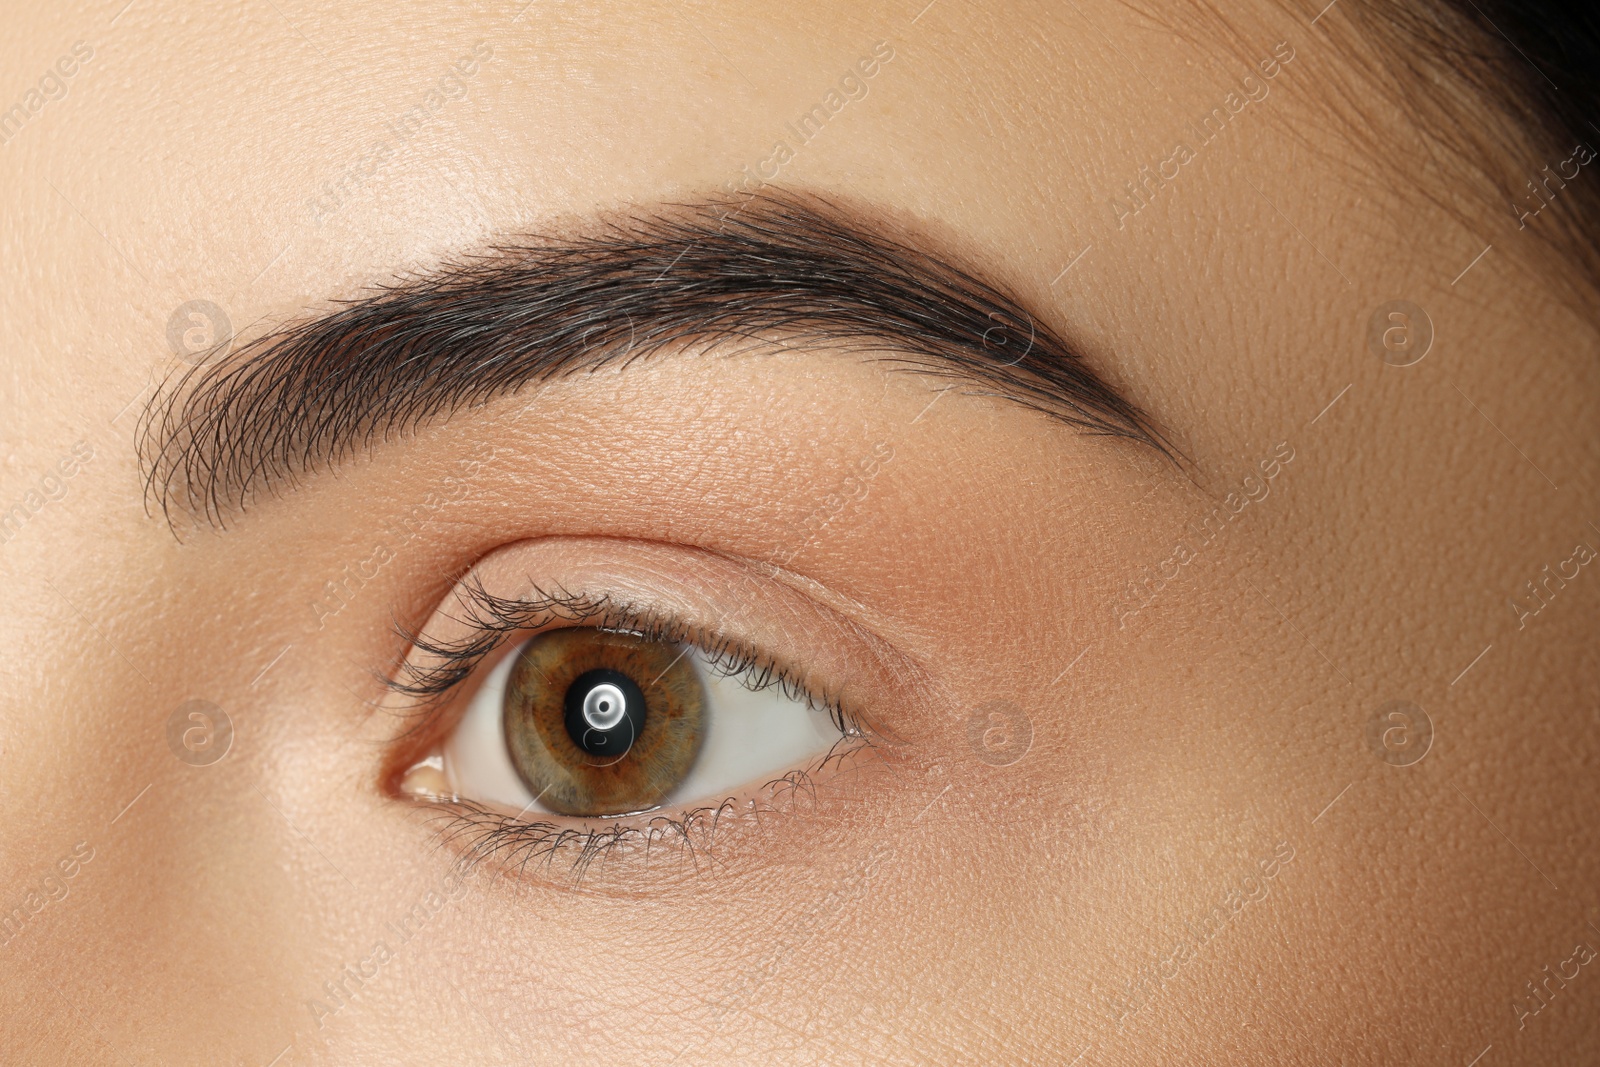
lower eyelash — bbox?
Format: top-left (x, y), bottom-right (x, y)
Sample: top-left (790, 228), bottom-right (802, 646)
top-left (412, 745), bottom-right (861, 886)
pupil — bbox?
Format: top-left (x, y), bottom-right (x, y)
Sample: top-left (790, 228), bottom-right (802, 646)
top-left (564, 668), bottom-right (647, 759)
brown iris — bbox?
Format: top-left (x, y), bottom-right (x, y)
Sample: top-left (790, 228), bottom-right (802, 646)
top-left (502, 628), bottom-right (707, 816)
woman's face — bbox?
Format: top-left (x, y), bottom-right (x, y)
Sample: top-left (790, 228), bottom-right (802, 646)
top-left (5, 1), bottom-right (1598, 1063)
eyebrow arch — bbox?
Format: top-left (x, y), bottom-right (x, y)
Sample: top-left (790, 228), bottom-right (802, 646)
top-left (144, 189), bottom-right (1174, 526)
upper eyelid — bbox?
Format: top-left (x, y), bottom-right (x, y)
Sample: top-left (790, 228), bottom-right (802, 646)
top-left (388, 578), bottom-right (604, 703)
top-left (385, 534), bottom-right (943, 756)
top-left (389, 578), bottom-right (855, 735)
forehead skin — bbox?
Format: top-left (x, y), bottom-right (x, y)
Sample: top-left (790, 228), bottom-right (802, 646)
top-left (3, 1), bottom-right (1599, 1065)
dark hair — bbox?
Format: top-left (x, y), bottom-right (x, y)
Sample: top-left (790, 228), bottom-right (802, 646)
top-left (1436, 2), bottom-right (1599, 161)
top-left (1363, 1), bottom-right (1600, 298)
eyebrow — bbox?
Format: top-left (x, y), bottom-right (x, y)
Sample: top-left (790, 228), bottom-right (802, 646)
top-left (144, 190), bottom-right (1173, 526)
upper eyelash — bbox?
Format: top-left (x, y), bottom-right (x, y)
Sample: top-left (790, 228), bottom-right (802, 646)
top-left (388, 576), bottom-right (856, 737)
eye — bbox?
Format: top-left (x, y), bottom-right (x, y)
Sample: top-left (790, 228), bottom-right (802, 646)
top-left (401, 625), bottom-right (847, 820)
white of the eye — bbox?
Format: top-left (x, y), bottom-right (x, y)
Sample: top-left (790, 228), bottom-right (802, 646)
top-left (439, 641), bottom-right (842, 814)
top-left (663, 664), bottom-right (839, 806)
top-left (441, 647), bottom-right (532, 810)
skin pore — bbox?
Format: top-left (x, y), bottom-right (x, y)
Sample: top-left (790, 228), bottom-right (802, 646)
top-left (2, 1), bottom-right (1599, 1064)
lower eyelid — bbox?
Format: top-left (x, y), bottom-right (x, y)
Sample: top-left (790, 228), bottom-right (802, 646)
top-left (410, 739), bottom-right (874, 891)
top-left (393, 639), bottom-right (879, 886)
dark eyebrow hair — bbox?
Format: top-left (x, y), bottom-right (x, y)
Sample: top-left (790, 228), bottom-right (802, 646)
top-left (144, 190), bottom-right (1173, 526)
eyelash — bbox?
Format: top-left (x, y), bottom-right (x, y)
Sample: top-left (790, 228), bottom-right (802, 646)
top-left (386, 579), bottom-right (870, 881)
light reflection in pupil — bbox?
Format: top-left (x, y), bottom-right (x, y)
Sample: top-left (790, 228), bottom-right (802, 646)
top-left (583, 684), bottom-right (627, 730)
top-left (503, 629), bottom-right (706, 816)
top-left (564, 669), bottom-right (646, 759)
